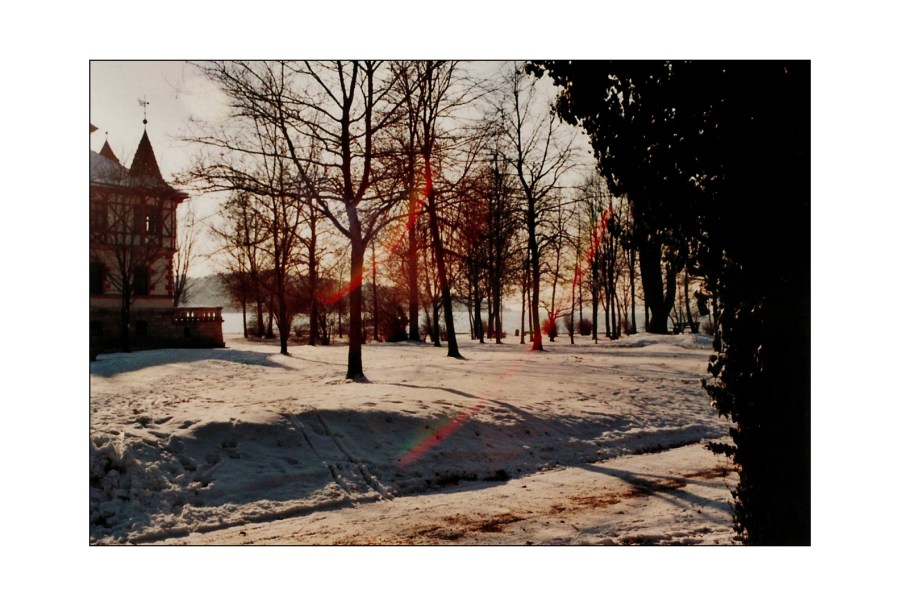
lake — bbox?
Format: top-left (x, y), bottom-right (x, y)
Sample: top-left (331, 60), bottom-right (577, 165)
top-left (220, 306), bottom-right (659, 337)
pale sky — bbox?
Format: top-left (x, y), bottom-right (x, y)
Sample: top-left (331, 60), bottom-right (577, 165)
top-left (90, 61), bottom-right (228, 175)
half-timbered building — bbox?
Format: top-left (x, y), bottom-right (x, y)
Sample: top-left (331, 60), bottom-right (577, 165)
top-left (90, 124), bottom-right (223, 354)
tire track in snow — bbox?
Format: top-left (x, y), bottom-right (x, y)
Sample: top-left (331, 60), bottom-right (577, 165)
top-left (281, 409), bottom-right (393, 503)
top-left (280, 412), bottom-right (354, 499)
top-left (312, 410), bottom-right (394, 501)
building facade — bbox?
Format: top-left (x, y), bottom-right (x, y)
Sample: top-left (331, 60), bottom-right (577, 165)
top-left (90, 124), bottom-right (223, 355)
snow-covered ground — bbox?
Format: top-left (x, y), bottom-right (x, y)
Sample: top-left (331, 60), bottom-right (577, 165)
top-left (90, 332), bottom-right (737, 545)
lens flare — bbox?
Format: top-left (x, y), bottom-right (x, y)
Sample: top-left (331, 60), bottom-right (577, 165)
top-left (397, 402), bottom-right (484, 467)
top-left (316, 164), bottom-right (433, 306)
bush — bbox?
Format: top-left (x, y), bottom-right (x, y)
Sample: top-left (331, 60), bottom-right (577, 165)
top-left (541, 316), bottom-right (558, 340)
top-left (381, 312), bottom-right (408, 343)
top-left (579, 318), bottom-right (593, 336)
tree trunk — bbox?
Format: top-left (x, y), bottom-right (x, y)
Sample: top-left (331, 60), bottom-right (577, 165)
top-left (610, 267), bottom-right (619, 340)
top-left (604, 289), bottom-right (611, 338)
top-left (407, 158), bottom-right (421, 343)
top-left (664, 258), bottom-right (678, 331)
top-left (426, 169), bottom-right (461, 359)
top-left (371, 238), bottom-right (379, 343)
top-left (466, 286), bottom-right (474, 339)
top-left (408, 227), bottom-right (421, 342)
top-left (255, 298), bottom-right (265, 338)
top-left (486, 291), bottom-right (494, 340)
top-left (493, 283), bottom-right (503, 344)
top-left (120, 284), bottom-right (132, 353)
top-left (346, 206), bottom-right (366, 381)
top-left (308, 213), bottom-right (319, 346)
top-left (278, 288), bottom-right (289, 355)
top-left (526, 282), bottom-right (533, 341)
top-left (614, 292), bottom-right (622, 339)
top-left (629, 247), bottom-right (637, 334)
top-left (569, 271), bottom-right (577, 345)
top-left (527, 198), bottom-right (543, 352)
top-left (579, 279), bottom-right (584, 335)
top-left (520, 265), bottom-right (527, 345)
top-left (639, 237), bottom-right (674, 334)
top-left (684, 266), bottom-right (697, 333)
top-left (241, 295), bottom-right (247, 338)
top-left (548, 256), bottom-right (559, 343)
top-left (475, 296), bottom-right (485, 344)
top-left (432, 299), bottom-right (441, 346)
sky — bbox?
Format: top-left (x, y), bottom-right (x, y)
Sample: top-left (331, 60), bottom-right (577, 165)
top-left (90, 61), bottom-right (228, 174)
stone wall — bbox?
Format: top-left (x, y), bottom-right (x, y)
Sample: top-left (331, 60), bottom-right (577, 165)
top-left (90, 307), bottom-right (225, 356)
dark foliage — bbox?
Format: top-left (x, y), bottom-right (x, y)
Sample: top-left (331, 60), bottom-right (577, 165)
top-left (579, 318), bottom-right (593, 336)
top-left (372, 285), bottom-right (409, 343)
top-left (533, 60), bottom-right (810, 545)
top-left (541, 316), bottom-right (559, 341)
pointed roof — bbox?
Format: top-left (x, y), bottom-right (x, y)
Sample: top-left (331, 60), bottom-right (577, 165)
top-left (129, 129), bottom-right (166, 185)
top-left (90, 150), bottom-right (128, 184)
top-left (99, 139), bottom-right (121, 165)
top-left (90, 123), bottom-right (98, 133)
top-left (126, 128), bottom-right (186, 198)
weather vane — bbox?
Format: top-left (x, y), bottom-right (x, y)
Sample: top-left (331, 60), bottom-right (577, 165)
top-left (138, 95), bottom-right (150, 125)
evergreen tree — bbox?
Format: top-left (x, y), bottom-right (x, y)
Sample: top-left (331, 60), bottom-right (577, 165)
top-left (534, 60), bottom-right (810, 545)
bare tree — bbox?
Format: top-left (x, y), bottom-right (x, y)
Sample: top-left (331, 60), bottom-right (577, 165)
top-left (172, 201), bottom-right (198, 307)
top-left (393, 60), bottom-right (486, 359)
top-left (191, 61), bottom-right (409, 378)
top-left (485, 150), bottom-right (519, 344)
top-left (283, 60), bottom-right (408, 377)
top-left (578, 171), bottom-right (608, 342)
top-left (209, 191), bottom-right (268, 338)
top-left (187, 110), bottom-right (309, 355)
top-left (539, 194), bottom-right (576, 342)
top-left (392, 63), bottom-right (427, 342)
top-left (498, 64), bottom-right (578, 351)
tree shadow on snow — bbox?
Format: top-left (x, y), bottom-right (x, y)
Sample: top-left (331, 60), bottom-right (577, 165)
top-left (91, 399), bottom-right (728, 543)
top-left (577, 463), bottom-right (734, 520)
top-left (89, 347), bottom-right (291, 378)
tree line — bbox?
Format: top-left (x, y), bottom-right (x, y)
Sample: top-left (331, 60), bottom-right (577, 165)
top-left (185, 61), bottom-right (706, 366)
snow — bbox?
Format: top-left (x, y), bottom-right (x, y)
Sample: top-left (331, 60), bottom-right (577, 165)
top-left (90, 331), bottom-right (737, 545)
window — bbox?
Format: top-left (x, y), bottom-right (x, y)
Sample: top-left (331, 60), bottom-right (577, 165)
top-left (90, 200), bottom-right (107, 239)
top-left (146, 206), bottom-right (161, 235)
top-left (90, 262), bottom-right (106, 295)
top-left (133, 266), bottom-right (149, 296)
